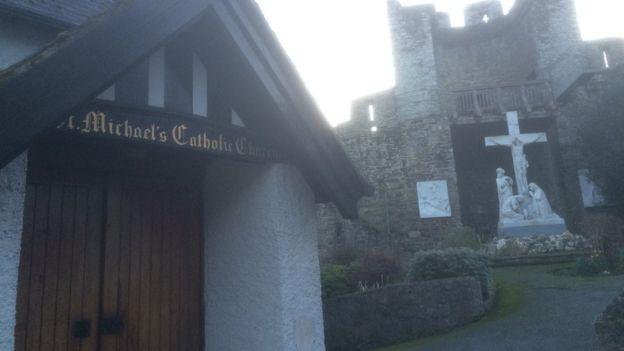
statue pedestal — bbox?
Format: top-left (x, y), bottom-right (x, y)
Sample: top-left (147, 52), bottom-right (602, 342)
top-left (498, 217), bottom-right (567, 238)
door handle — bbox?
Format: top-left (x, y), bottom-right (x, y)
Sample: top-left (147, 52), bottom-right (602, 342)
top-left (101, 315), bottom-right (125, 335)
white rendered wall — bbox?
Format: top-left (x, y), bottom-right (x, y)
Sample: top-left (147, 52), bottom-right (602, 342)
top-left (148, 48), bottom-right (166, 108)
top-left (0, 153), bottom-right (27, 350)
top-left (203, 161), bottom-right (325, 351)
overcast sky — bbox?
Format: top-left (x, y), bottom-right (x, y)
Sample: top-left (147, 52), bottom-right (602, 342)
top-left (256, 0), bottom-right (624, 125)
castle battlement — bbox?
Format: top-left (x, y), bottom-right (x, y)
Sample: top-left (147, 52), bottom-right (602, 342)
top-left (320, 0), bottom-right (624, 270)
top-left (464, 0), bottom-right (504, 26)
top-left (382, 0), bottom-right (590, 123)
top-left (339, 0), bottom-right (624, 131)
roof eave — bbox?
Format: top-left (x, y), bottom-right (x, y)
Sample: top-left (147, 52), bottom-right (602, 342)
top-left (213, 0), bottom-right (373, 218)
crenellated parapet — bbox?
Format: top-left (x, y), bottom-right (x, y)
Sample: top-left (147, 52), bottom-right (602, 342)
top-left (387, 0), bottom-right (442, 120)
top-left (464, 0), bottom-right (504, 26)
top-left (385, 0), bottom-right (591, 115)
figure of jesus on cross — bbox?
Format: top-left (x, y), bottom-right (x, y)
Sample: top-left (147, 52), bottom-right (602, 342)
top-left (485, 111), bottom-right (547, 195)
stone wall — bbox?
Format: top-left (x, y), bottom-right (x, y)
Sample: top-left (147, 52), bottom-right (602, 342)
top-left (319, 96), bottom-right (462, 263)
top-left (556, 67), bottom-right (624, 225)
top-left (389, 0), bottom-right (586, 94)
top-left (323, 277), bottom-right (490, 351)
top-left (464, 1), bottom-right (503, 27)
top-left (318, 0), bottom-right (616, 265)
top-left (525, 0), bottom-right (585, 97)
top-left (388, 1), bottom-right (441, 119)
top-left (435, 5), bottom-right (538, 90)
top-left (584, 39), bottom-right (624, 71)
top-left (0, 153), bottom-right (27, 350)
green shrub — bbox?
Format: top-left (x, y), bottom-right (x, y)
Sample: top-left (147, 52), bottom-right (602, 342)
top-left (595, 290), bottom-right (624, 351)
top-left (328, 246), bottom-right (358, 266)
top-left (409, 248), bottom-right (492, 299)
top-left (321, 252), bottom-right (403, 298)
top-left (440, 226), bottom-right (483, 250)
top-left (574, 255), bottom-right (609, 276)
top-left (614, 250), bottom-right (624, 274)
top-left (321, 265), bottom-right (355, 299)
top-left (580, 214), bottom-right (624, 271)
top-left (348, 252), bottom-right (403, 290)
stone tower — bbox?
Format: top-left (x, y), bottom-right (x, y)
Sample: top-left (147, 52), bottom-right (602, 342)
top-left (388, 1), bottom-right (441, 118)
top-left (464, 1), bottom-right (504, 26)
top-left (318, 0), bottom-right (624, 265)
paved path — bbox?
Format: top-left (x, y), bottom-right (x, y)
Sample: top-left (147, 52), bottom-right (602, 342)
top-left (378, 264), bottom-right (624, 351)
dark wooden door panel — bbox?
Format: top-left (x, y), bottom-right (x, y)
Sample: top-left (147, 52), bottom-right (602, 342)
top-left (100, 177), bottom-right (203, 351)
top-left (15, 171), bottom-right (104, 351)
top-left (16, 166), bottom-right (203, 351)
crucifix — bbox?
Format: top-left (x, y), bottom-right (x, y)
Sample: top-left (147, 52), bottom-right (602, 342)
top-left (485, 111), bottom-right (547, 195)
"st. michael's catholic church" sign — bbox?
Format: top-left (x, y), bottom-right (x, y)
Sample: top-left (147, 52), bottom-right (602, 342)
top-left (56, 106), bottom-right (280, 162)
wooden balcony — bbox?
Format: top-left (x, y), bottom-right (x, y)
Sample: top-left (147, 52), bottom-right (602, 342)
top-left (451, 81), bottom-right (555, 117)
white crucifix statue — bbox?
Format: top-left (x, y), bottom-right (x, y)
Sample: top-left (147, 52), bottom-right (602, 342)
top-left (485, 111), bottom-right (547, 195)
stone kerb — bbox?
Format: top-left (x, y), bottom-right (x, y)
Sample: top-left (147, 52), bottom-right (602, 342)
top-left (323, 277), bottom-right (491, 351)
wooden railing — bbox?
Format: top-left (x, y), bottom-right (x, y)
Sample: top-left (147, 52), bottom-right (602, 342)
top-left (451, 81), bottom-right (554, 117)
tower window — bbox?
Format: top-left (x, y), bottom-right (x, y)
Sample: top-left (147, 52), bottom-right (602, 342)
top-left (368, 104), bottom-right (376, 122)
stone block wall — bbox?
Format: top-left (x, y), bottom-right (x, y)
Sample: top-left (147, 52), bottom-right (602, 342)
top-left (556, 67), bottom-right (624, 225)
top-left (388, 1), bottom-right (441, 119)
top-left (525, 0), bottom-right (585, 97)
top-left (318, 90), bottom-right (461, 264)
top-left (584, 39), bottom-right (624, 71)
top-left (433, 13), bottom-right (538, 90)
top-left (323, 277), bottom-right (489, 351)
top-left (386, 0), bottom-right (591, 101)
top-left (464, 0), bottom-right (504, 27)
top-left (318, 0), bottom-right (607, 264)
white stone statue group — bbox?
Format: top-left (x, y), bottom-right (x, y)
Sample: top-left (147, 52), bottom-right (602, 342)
top-left (496, 168), bottom-right (558, 224)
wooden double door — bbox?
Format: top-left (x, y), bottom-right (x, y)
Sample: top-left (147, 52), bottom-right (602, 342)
top-left (15, 167), bottom-right (204, 351)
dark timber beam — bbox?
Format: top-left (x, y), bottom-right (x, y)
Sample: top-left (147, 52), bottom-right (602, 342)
top-left (0, 0), bottom-right (214, 168)
top-left (0, 0), bottom-right (372, 219)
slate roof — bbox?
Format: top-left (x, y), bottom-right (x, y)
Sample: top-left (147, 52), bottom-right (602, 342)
top-left (0, 0), bottom-right (373, 218)
top-left (0, 0), bottom-right (116, 26)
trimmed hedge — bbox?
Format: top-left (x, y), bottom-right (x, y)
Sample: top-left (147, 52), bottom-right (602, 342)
top-left (440, 226), bottom-right (483, 250)
top-left (348, 252), bottom-right (403, 289)
top-left (409, 248), bottom-right (492, 299)
top-left (574, 255), bottom-right (609, 276)
top-left (321, 252), bottom-right (403, 299)
top-left (596, 290), bottom-right (624, 351)
top-left (321, 265), bottom-right (354, 299)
